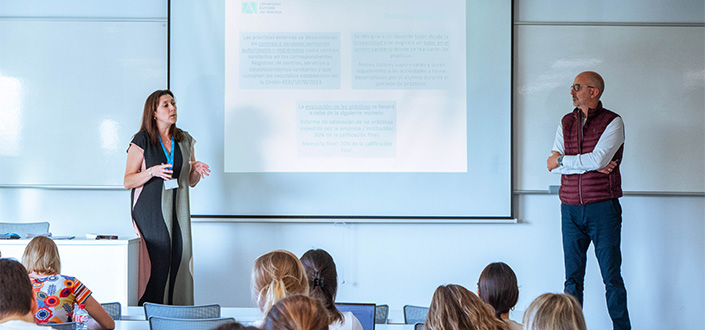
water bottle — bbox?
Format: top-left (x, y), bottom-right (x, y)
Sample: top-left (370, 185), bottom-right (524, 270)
top-left (73, 304), bottom-right (91, 330)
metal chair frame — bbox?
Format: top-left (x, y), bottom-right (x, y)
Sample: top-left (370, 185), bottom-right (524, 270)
top-left (148, 316), bottom-right (235, 330)
top-left (375, 304), bottom-right (389, 324)
top-left (143, 302), bottom-right (221, 320)
top-left (100, 301), bottom-right (122, 320)
top-left (403, 305), bottom-right (429, 324)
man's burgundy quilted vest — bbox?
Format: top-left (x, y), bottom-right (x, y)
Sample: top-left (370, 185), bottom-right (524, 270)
top-left (559, 102), bottom-right (624, 205)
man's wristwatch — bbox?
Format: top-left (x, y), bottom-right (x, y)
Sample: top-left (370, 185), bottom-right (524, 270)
top-left (557, 155), bottom-right (564, 167)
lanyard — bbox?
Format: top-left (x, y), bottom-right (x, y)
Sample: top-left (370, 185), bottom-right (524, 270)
top-left (158, 135), bottom-right (175, 170)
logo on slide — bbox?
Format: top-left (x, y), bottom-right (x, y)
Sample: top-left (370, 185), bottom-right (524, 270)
top-left (242, 2), bottom-right (258, 14)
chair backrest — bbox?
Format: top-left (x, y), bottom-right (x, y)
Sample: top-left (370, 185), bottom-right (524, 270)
top-left (100, 301), bottom-right (122, 320)
top-left (374, 304), bottom-right (389, 324)
top-left (335, 303), bottom-right (375, 330)
top-left (403, 305), bottom-right (429, 324)
top-left (148, 316), bottom-right (235, 330)
top-left (41, 322), bottom-right (78, 330)
top-left (0, 222), bottom-right (50, 238)
top-left (143, 302), bottom-right (221, 320)
top-left (414, 323), bottom-right (424, 330)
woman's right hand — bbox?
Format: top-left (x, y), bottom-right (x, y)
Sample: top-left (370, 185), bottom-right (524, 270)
top-left (148, 163), bottom-right (174, 180)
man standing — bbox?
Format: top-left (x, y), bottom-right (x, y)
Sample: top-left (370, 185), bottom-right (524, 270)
top-left (0, 259), bottom-right (52, 330)
top-left (547, 71), bottom-right (630, 330)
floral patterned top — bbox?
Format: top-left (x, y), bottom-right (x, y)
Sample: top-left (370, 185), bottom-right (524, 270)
top-left (29, 274), bottom-right (92, 324)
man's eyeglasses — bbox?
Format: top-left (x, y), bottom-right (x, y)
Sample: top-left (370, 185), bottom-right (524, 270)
top-left (571, 84), bottom-right (595, 92)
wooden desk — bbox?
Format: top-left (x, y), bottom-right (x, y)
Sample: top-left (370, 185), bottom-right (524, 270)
top-left (0, 238), bottom-right (139, 313)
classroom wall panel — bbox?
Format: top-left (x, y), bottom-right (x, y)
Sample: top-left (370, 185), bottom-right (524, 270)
top-left (514, 25), bottom-right (705, 192)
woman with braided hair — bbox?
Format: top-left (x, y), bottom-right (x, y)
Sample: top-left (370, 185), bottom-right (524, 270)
top-left (300, 249), bottom-right (362, 330)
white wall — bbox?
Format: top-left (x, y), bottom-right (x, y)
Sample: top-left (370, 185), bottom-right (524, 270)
top-left (1, 1), bottom-right (704, 330)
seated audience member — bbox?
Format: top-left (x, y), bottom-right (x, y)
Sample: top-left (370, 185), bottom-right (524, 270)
top-left (477, 262), bottom-right (522, 330)
top-left (21, 236), bottom-right (115, 329)
top-left (212, 321), bottom-right (261, 330)
top-left (522, 293), bottom-right (587, 330)
top-left (264, 295), bottom-right (329, 330)
top-left (424, 284), bottom-right (509, 330)
top-left (0, 258), bottom-right (51, 329)
top-left (300, 249), bottom-right (362, 330)
top-left (252, 250), bottom-right (310, 325)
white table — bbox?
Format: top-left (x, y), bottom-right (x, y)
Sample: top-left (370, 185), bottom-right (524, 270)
top-left (0, 238), bottom-right (139, 313)
top-left (119, 307), bottom-right (415, 329)
top-left (123, 306), bottom-right (263, 321)
top-left (114, 320), bottom-right (414, 330)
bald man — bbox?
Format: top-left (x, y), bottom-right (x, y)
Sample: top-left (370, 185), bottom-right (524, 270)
top-left (547, 71), bottom-right (630, 330)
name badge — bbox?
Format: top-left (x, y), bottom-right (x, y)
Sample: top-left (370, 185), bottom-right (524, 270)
top-left (164, 179), bottom-right (179, 190)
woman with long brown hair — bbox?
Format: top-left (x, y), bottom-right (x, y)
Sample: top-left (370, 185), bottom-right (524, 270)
top-left (477, 262), bottom-right (522, 330)
top-left (264, 295), bottom-right (329, 330)
top-left (424, 284), bottom-right (509, 330)
top-left (124, 90), bottom-right (210, 305)
top-left (300, 249), bottom-right (362, 330)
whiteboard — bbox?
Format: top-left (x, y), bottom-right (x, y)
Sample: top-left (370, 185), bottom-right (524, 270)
top-left (514, 25), bottom-right (705, 193)
top-left (0, 20), bottom-right (167, 186)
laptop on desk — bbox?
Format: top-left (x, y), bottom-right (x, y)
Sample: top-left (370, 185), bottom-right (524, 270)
top-left (335, 303), bottom-right (375, 330)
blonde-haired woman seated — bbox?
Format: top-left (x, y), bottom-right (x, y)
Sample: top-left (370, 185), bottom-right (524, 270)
top-left (252, 250), bottom-right (309, 325)
top-left (424, 284), bottom-right (509, 330)
top-left (264, 294), bottom-right (329, 330)
top-left (22, 236), bottom-right (115, 329)
top-left (522, 293), bottom-right (587, 330)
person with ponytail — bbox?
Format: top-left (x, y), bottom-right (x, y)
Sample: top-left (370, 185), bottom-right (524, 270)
top-left (300, 249), bottom-right (362, 330)
top-left (251, 250), bottom-right (309, 325)
top-left (477, 262), bottom-right (522, 330)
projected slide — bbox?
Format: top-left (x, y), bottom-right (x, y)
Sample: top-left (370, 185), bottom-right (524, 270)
top-left (225, 0), bottom-right (466, 172)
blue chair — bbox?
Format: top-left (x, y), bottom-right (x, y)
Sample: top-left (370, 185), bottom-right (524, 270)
top-left (414, 323), bottom-right (424, 330)
top-left (148, 316), bottom-right (235, 330)
top-left (40, 322), bottom-right (78, 330)
top-left (0, 222), bottom-right (49, 238)
top-left (143, 302), bottom-right (221, 320)
top-left (100, 302), bottom-right (121, 320)
top-left (375, 304), bottom-right (389, 324)
top-left (403, 305), bottom-right (429, 324)
top-left (336, 303), bottom-right (376, 330)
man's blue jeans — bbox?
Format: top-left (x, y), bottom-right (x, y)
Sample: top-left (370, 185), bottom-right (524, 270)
top-left (562, 198), bottom-right (631, 330)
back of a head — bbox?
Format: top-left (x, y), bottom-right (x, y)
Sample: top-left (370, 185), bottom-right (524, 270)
top-left (252, 250), bottom-right (310, 314)
top-left (0, 259), bottom-right (34, 319)
top-left (212, 321), bottom-right (262, 330)
top-left (22, 235), bottom-right (61, 274)
top-left (300, 249), bottom-right (342, 324)
top-left (425, 284), bottom-right (509, 330)
top-left (523, 293), bottom-right (587, 330)
top-left (478, 262), bottom-right (519, 319)
top-left (264, 294), bottom-right (329, 330)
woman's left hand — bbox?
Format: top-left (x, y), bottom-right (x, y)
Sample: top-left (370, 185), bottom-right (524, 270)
top-left (189, 161), bottom-right (211, 179)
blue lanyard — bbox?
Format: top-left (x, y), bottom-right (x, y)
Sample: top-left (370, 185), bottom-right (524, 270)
top-left (158, 135), bottom-right (175, 170)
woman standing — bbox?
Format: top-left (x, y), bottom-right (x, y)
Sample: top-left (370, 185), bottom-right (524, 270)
top-left (124, 90), bottom-right (210, 305)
